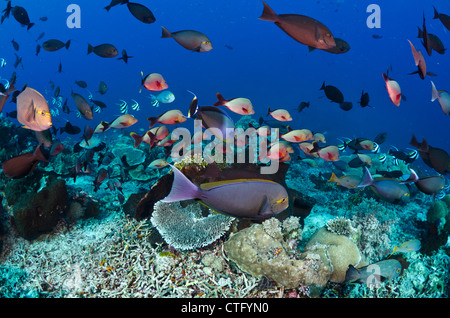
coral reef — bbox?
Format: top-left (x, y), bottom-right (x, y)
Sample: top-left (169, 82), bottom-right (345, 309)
top-left (224, 217), bottom-right (334, 292)
top-left (305, 227), bottom-right (362, 283)
top-left (151, 201), bottom-right (234, 250)
top-left (8, 174), bottom-right (68, 240)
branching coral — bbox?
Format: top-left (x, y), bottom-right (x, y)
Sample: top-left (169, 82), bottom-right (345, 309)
top-left (150, 201), bottom-right (234, 251)
top-left (326, 216), bottom-right (355, 237)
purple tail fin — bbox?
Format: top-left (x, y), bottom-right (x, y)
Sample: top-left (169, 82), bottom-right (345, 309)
top-left (161, 165), bottom-right (202, 202)
top-left (358, 167), bottom-right (373, 188)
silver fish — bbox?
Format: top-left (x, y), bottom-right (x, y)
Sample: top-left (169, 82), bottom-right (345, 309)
top-left (0, 58), bottom-right (6, 68)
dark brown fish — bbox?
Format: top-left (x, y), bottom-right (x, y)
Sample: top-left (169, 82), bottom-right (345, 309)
top-left (11, 38), bottom-right (19, 51)
top-left (98, 81), bottom-right (108, 95)
top-left (422, 13), bottom-right (432, 56)
top-left (126, 1), bottom-right (155, 24)
top-left (12, 5), bottom-right (34, 29)
top-left (117, 49), bottom-right (133, 63)
top-left (410, 135), bottom-right (450, 175)
top-left (87, 43), bottom-right (118, 58)
top-left (309, 37), bottom-right (350, 54)
top-left (71, 92), bottom-right (93, 120)
top-left (433, 6), bottom-right (450, 31)
top-left (42, 39), bottom-right (71, 52)
top-left (320, 82), bottom-right (344, 103)
top-left (2, 145), bottom-right (48, 179)
top-left (104, 0), bottom-right (127, 12)
top-left (259, 1), bottom-right (335, 50)
top-left (417, 27), bottom-right (446, 55)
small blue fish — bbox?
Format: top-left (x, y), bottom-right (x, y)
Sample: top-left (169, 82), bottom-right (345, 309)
top-left (0, 58), bottom-right (6, 68)
top-left (149, 90), bottom-right (175, 107)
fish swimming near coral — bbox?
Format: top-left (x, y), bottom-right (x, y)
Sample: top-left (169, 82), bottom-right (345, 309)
top-left (359, 167), bottom-right (411, 203)
top-left (409, 135), bottom-right (450, 175)
top-left (161, 165), bottom-right (289, 219)
top-left (388, 239), bottom-right (421, 257)
top-left (345, 259), bottom-right (402, 284)
top-left (2, 144), bottom-right (48, 178)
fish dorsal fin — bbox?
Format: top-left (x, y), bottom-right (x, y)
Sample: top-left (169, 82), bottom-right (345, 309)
top-left (199, 178), bottom-right (277, 191)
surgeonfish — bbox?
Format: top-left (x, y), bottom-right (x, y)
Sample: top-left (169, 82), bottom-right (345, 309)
top-left (359, 167), bottom-right (410, 203)
top-left (161, 165), bottom-right (289, 219)
top-left (328, 172), bottom-right (363, 189)
top-left (258, 2), bottom-right (335, 50)
top-left (71, 92), bottom-right (93, 120)
top-left (431, 81), bottom-right (450, 115)
top-left (161, 26), bottom-right (212, 52)
top-left (433, 6), bottom-right (450, 31)
top-left (389, 239), bottom-right (421, 257)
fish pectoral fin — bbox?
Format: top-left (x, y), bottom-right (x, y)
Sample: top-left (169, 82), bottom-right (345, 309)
top-left (257, 195), bottom-right (271, 217)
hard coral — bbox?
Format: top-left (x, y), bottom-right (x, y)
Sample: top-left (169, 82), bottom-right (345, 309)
top-left (305, 227), bottom-right (362, 283)
top-left (150, 201), bottom-right (234, 251)
top-left (224, 217), bottom-right (331, 291)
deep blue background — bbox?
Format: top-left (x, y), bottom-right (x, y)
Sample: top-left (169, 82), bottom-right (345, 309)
top-left (1, 0), bottom-right (449, 159)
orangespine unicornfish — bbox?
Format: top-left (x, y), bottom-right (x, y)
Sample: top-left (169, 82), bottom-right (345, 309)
top-left (258, 2), bottom-right (336, 50)
top-left (417, 27), bottom-right (446, 55)
top-left (320, 82), bottom-right (344, 103)
top-left (161, 165), bottom-right (289, 219)
top-left (433, 6), bottom-right (450, 31)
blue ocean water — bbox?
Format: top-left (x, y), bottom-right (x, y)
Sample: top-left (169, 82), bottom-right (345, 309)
top-left (1, 0), bottom-right (449, 155)
top-left (1, 0), bottom-right (450, 299)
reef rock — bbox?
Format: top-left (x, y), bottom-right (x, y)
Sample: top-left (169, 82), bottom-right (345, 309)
top-left (11, 176), bottom-right (68, 240)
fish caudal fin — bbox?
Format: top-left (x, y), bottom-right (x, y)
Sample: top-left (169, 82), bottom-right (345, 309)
top-left (161, 26), bottom-right (172, 38)
top-left (431, 81), bottom-right (439, 102)
top-left (161, 165), bottom-right (202, 202)
top-left (130, 132), bottom-right (142, 148)
top-left (33, 144), bottom-right (49, 163)
top-left (65, 40), bottom-right (71, 50)
top-left (358, 167), bottom-right (373, 188)
top-left (213, 92), bottom-right (226, 106)
top-left (259, 2), bottom-right (279, 22)
top-left (433, 6), bottom-right (439, 19)
top-left (327, 172), bottom-right (339, 183)
top-left (87, 43), bottom-right (94, 55)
